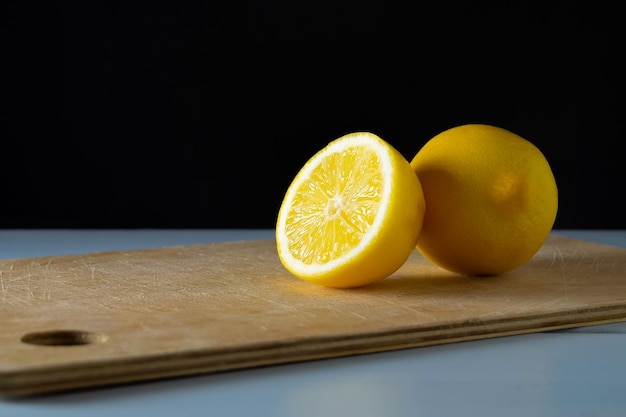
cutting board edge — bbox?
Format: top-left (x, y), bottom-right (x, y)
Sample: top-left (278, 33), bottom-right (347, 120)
top-left (3, 303), bottom-right (625, 398)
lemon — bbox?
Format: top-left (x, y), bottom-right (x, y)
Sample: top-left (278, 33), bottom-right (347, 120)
top-left (410, 124), bottom-right (558, 276)
top-left (276, 132), bottom-right (426, 288)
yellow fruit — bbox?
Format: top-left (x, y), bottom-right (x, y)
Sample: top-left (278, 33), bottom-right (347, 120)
top-left (276, 132), bottom-right (426, 288)
top-left (410, 124), bottom-right (558, 276)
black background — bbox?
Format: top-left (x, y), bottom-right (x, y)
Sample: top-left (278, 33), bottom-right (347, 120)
top-left (3, 1), bottom-right (624, 229)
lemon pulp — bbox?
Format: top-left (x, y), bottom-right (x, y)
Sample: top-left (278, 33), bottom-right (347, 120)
top-left (276, 132), bottom-right (425, 288)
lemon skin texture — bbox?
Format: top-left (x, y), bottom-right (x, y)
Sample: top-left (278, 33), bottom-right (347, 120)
top-left (410, 124), bottom-right (558, 276)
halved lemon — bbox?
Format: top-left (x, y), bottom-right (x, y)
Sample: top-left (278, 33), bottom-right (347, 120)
top-left (276, 132), bottom-right (425, 288)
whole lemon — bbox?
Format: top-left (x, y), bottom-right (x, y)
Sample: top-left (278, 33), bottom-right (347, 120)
top-left (410, 124), bottom-right (558, 276)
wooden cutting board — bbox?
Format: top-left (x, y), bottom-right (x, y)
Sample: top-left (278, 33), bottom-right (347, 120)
top-left (1, 234), bottom-right (625, 397)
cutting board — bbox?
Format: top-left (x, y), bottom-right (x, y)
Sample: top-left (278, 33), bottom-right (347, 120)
top-left (1, 234), bottom-right (625, 397)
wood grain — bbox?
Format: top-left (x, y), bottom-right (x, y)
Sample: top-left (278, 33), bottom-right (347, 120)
top-left (1, 234), bottom-right (625, 396)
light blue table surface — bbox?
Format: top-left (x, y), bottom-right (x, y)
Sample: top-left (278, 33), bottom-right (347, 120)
top-left (1, 229), bottom-right (625, 417)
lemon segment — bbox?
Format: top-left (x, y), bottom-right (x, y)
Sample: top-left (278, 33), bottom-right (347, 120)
top-left (276, 132), bottom-right (425, 288)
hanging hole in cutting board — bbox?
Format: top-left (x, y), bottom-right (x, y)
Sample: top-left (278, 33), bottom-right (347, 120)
top-left (20, 330), bottom-right (108, 346)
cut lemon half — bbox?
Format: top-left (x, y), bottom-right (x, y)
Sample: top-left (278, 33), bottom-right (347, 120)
top-left (276, 132), bottom-right (425, 288)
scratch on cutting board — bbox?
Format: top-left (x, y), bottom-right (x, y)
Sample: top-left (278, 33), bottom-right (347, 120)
top-left (548, 246), bottom-right (570, 299)
top-left (606, 257), bottom-right (618, 276)
top-left (0, 260), bottom-right (59, 305)
top-left (80, 261), bottom-right (98, 280)
top-left (1, 271), bottom-right (6, 304)
top-left (0, 266), bottom-right (16, 305)
top-left (549, 244), bottom-right (619, 280)
top-left (40, 261), bottom-right (55, 301)
top-left (588, 255), bottom-right (617, 276)
top-left (549, 245), bottom-right (566, 271)
top-left (350, 311), bottom-right (368, 320)
top-left (377, 294), bottom-right (438, 321)
top-left (247, 293), bottom-right (299, 312)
